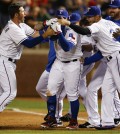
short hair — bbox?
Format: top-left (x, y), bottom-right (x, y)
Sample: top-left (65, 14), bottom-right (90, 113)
top-left (80, 17), bottom-right (90, 26)
top-left (8, 3), bottom-right (23, 19)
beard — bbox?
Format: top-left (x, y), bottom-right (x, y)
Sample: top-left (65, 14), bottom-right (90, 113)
top-left (109, 12), bottom-right (116, 17)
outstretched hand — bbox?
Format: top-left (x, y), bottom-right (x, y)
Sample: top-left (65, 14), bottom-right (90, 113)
top-left (42, 27), bottom-right (55, 38)
top-left (113, 28), bottom-right (120, 38)
top-left (58, 18), bottom-right (70, 26)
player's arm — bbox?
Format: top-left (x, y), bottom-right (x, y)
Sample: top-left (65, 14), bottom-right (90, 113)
top-left (21, 27), bottom-right (54, 48)
top-left (58, 33), bottom-right (74, 52)
top-left (51, 23), bottom-right (75, 52)
top-left (32, 18), bottom-right (58, 38)
top-left (84, 51), bottom-right (103, 66)
top-left (58, 18), bottom-right (91, 35)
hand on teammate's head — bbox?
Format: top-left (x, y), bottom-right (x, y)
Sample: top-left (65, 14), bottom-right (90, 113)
top-left (44, 18), bottom-right (58, 26)
top-left (58, 18), bottom-right (70, 26)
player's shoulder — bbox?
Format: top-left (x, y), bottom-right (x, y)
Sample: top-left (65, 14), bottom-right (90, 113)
top-left (98, 19), bottom-right (117, 27)
top-left (66, 26), bottom-right (78, 35)
top-left (20, 22), bottom-right (28, 27)
top-left (2, 20), bottom-right (17, 33)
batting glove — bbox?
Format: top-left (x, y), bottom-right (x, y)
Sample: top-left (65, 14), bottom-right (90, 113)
top-left (43, 18), bottom-right (58, 27)
top-left (51, 22), bottom-right (62, 34)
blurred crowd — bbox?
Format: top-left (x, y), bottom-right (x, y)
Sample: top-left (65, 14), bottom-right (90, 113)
top-left (0, 0), bottom-right (111, 40)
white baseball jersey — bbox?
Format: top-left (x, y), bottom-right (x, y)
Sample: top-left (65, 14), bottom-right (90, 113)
top-left (56, 27), bottom-right (83, 61)
top-left (88, 19), bottom-right (120, 56)
top-left (81, 35), bottom-right (96, 58)
top-left (0, 20), bottom-right (35, 60)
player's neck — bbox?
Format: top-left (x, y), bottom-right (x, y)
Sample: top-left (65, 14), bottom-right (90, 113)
top-left (11, 18), bottom-right (21, 27)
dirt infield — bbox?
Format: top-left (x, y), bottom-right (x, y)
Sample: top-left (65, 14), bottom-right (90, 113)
top-left (0, 110), bottom-right (87, 130)
top-left (0, 110), bottom-right (120, 131)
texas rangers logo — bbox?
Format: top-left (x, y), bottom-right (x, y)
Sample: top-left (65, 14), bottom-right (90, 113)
top-left (69, 33), bottom-right (75, 40)
top-left (86, 7), bottom-right (91, 14)
top-left (111, 0), bottom-right (114, 4)
top-left (59, 10), bottom-right (63, 14)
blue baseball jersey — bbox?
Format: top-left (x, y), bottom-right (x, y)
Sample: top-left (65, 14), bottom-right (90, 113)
top-left (46, 39), bottom-right (56, 72)
top-left (106, 16), bottom-right (120, 26)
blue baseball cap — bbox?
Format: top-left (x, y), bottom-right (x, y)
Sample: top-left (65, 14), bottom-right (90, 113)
top-left (109, 0), bottom-right (120, 8)
top-left (56, 9), bottom-right (68, 19)
top-left (68, 13), bottom-right (81, 23)
top-left (84, 6), bottom-right (101, 17)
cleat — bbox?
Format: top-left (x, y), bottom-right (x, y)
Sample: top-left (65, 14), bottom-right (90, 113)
top-left (41, 115), bottom-right (57, 128)
top-left (95, 125), bottom-right (115, 130)
top-left (56, 118), bottom-right (63, 127)
top-left (60, 113), bottom-right (71, 122)
top-left (79, 122), bottom-right (96, 128)
top-left (66, 118), bottom-right (78, 129)
top-left (44, 113), bottom-right (49, 121)
top-left (114, 118), bottom-right (120, 127)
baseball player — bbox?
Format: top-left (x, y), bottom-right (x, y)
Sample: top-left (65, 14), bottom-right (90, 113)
top-left (79, 1), bottom-right (120, 128)
top-left (58, 5), bottom-right (120, 130)
top-left (60, 18), bottom-right (96, 122)
top-left (106, 0), bottom-right (120, 26)
top-left (35, 9), bottom-right (68, 126)
top-left (40, 13), bottom-right (83, 129)
top-left (0, 3), bottom-right (55, 112)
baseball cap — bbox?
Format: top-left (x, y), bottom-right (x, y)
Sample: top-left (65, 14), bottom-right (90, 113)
top-left (56, 9), bottom-right (68, 19)
top-left (84, 6), bottom-right (101, 17)
top-left (109, 0), bottom-right (120, 8)
top-left (68, 13), bottom-right (81, 23)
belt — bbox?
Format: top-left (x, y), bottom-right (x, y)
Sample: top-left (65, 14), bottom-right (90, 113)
top-left (61, 59), bottom-right (78, 63)
top-left (0, 55), bottom-right (17, 64)
top-left (106, 56), bottom-right (112, 62)
top-left (8, 58), bottom-right (17, 64)
top-left (106, 51), bottom-right (120, 62)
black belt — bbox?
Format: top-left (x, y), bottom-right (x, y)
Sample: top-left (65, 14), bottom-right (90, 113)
top-left (106, 56), bottom-right (112, 62)
top-left (106, 51), bottom-right (120, 62)
top-left (61, 59), bottom-right (78, 63)
top-left (8, 58), bottom-right (17, 64)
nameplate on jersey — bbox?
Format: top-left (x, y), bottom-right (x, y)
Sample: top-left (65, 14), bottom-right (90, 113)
top-left (4, 25), bottom-right (9, 33)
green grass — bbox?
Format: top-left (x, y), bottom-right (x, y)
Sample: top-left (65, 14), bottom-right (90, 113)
top-left (0, 130), bottom-right (120, 134)
top-left (7, 98), bottom-right (86, 112)
top-left (2, 98), bottom-right (117, 134)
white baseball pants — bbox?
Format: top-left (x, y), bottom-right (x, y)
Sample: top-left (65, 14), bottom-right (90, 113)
top-left (0, 57), bottom-right (17, 112)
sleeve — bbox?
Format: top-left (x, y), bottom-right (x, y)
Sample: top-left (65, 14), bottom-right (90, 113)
top-left (81, 36), bottom-right (95, 46)
top-left (88, 23), bottom-right (100, 34)
top-left (8, 27), bottom-right (28, 45)
top-left (84, 51), bottom-right (103, 66)
top-left (65, 29), bottom-right (78, 45)
top-left (22, 23), bottom-right (35, 36)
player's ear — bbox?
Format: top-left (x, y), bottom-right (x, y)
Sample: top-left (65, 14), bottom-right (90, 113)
top-left (15, 13), bottom-right (19, 18)
top-left (95, 15), bottom-right (100, 22)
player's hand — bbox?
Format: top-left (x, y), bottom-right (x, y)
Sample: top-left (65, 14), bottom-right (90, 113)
top-left (58, 18), bottom-right (70, 26)
top-left (80, 57), bottom-right (84, 64)
top-left (34, 22), bottom-right (44, 30)
top-left (42, 27), bottom-right (55, 38)
top-left (51, 22), bottom-right (62, 34)
top-left (113, 28), bottom-right (120, 38)
top-left (43, 18), bottom-right (58, 26)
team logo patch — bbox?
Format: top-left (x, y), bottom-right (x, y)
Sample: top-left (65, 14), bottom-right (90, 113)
top-left (69, 33), bottom-right (75, 40)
